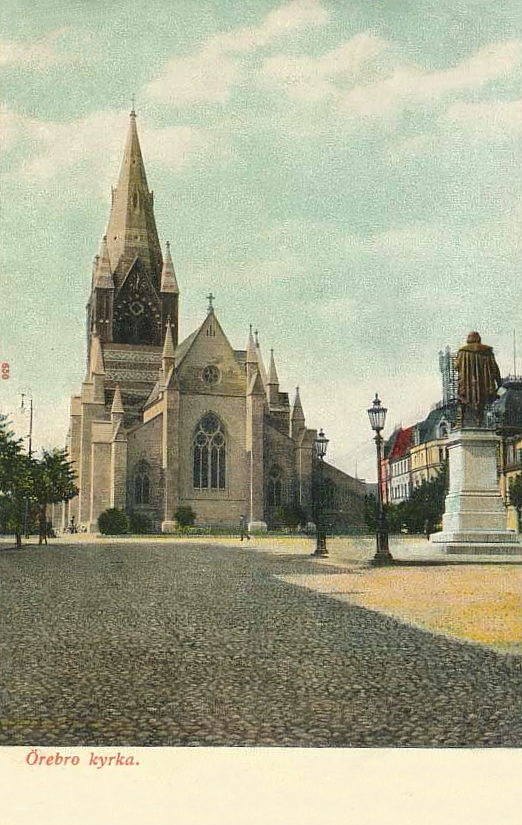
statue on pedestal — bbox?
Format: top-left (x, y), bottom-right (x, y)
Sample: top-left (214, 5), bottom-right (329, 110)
top-left (456, 331), bottom-right (501, 427)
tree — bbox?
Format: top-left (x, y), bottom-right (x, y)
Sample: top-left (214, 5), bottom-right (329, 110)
top-left (364, 494), bottom-right (378, 532)
top-left (174, 506), bottom-right (196, 529)
top-left (402, 463), bottom-right (448, 535)
top-left (32, 449), bottom-right (78, 545)
top-left (98, 508), bottom-right (129, 535)
top-left (0, 415), bottom-right (33, 548)
top-left (509, 474), bottom-right (522, 532)
top-left (276, 502), bottom-right (307, 531)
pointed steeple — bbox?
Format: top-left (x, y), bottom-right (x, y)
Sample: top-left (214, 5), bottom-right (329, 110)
top-left (111, 384), bottom-right (124, 415)
top-left (267, 349), bottom-right (279, 386)
top-left (160, 242), bottom-right (179, 294)
top-left (292, 386), bottom-right (304, 419)
top-left (162, 319), bottom-right (176, 362)
top-left (161, 318), bottom-right (176, 385)
top-left (105, 110), bottom-right (162, 289)
top-left (93, 236), bottom-right (114, 289)
top-left (267, 349), bottom-right (280, 407)
top-left (246, 325), bottom-right (257, 364)
top-left (254, 330), bottom-right (268, 388)
top-left (291, 386), bottom-right (306, 439)
top-left (246, 324), bottom-right (257, 386)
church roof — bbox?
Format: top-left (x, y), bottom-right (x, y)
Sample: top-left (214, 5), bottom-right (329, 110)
top-left (105, 111), bottom-right (163, 290)
top-left (174, 328), bottom-right (199, 366)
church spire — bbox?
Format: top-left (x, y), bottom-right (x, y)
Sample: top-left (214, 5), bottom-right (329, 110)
top-left (160, 241), bottom-right (179, 294)
top-left (105, 110), bottom-right (162, 289)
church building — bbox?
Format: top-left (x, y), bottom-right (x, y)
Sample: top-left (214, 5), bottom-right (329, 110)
top-left (61, 110), bottom-right (365, 532)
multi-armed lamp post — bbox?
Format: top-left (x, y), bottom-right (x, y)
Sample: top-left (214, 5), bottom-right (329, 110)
top-left (367, 394), bottom-right (394, 566)
top-left (312, 428), bottom-right (329, 557)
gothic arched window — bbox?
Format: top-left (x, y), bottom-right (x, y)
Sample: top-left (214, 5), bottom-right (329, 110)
top-left (268, 466), bottom-right (282, 507)
top-left (134, 460), bottom-right (151, 505)
top-left (193, 414), bottom-right (226, 490)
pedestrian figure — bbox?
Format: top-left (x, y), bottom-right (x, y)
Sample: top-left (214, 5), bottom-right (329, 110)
top-left (69, 516), bottom-right (77, 534)
top-left (239, 515), bottom-right (250, 541)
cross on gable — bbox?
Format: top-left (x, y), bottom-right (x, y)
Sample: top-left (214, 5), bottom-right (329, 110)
top-left (207, 293), bottom-right (215, 313)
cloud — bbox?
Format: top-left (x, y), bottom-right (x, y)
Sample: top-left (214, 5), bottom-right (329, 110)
top-left (0, 108), bottom-right (217, 193)
top-left (260, 35), bottom-right (522, 128)
top-left (335, 40), bottom-right (522, 122)
top-left (145, 0), bottom-right (328, 104)
top-left (443, 97), bottom-right (522, 142)
top-left (0, 27), bottom-right (79, 69)
top-left (260, 32), bottom-right (392, 101)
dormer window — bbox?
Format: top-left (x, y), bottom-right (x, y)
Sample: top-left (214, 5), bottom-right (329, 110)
top-left (438, 421), bottom-right (449, 439)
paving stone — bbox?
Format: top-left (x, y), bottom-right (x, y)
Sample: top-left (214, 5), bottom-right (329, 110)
top-left (0, 541), bottom-right (521, 746)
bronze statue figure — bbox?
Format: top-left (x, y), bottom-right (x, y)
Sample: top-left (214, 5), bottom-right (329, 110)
top-left (455, 331), bottom-right (501, 427)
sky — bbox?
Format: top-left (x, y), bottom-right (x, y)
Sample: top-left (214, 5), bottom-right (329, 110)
top-left (0, 0), bottom-right (521, 481)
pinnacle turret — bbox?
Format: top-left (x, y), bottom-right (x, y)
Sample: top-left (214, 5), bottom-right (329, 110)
top-left (160, 242), bottom-right (179, 294)
top-left (162, 319), bottom-right (176, 362)
top-left (93, 236), bottom-right (114, 289)
top-left (246, 325), bottom-right (257, 364)
top-left (266, 348), bottom-right (280, 407)
top-left (254, 330), bottom-right (268, 388)
top-left (90, 331), bottom-right (105, 376)
top-left (292, 386), bottom-right (305, 420)
top-left (267, 349), bottom-right (279, 386)
top-left (111, 384), bottom-right (125, 415)
top-left (291, 386), bottom-right (306, 438)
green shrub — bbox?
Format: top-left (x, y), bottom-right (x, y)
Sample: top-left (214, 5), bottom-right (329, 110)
top-left (276, 503), bottom-right (307, 530)
top-left (127, 510), bottom-right (152, 534)
top-left (98, 508), bottom-right (129, 535)
top-left (174, 506), bottom-right (196, 528)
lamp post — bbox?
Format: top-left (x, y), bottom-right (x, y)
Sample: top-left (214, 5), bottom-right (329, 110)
top-left (312, 428), bottom-right (329, 557)
top-left (367, 394), bottom-right (393, 565)
top-left (20, 394), bottom-right (34, 539)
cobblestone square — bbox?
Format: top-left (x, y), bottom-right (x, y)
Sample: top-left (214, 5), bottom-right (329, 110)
top-left (1, 540), bottom-right (522, 747)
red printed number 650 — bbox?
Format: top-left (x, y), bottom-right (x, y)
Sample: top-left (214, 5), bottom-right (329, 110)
top-left (1, 362), bottom-right (10, 380)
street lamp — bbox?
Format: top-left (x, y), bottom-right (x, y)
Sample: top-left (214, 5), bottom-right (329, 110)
top-left (20, 394), bottom-right (34, 539)
top-left (367, 394), bottom-right (394, 565)
top-left (312, 428), bottom-right (329, 557)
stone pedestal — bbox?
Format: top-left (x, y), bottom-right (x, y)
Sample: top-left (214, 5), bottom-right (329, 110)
top-left (430, 428), bottom-right (520, 554)
top-left (161, 520), bottom-right (178, 534)
top-left (248, 521), bottom-right (267, 532)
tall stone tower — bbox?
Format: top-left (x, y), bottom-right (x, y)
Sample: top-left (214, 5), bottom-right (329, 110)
top-left (86, 108), bottom-right (179, 421)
